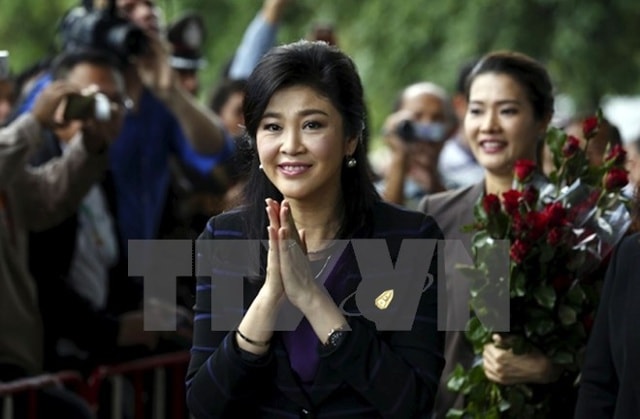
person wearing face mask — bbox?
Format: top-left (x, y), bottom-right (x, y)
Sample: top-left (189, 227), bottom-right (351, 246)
top-left (419, 51), bottom-right (577, 418)
top-left (377, 82), bottom-right (457, 210)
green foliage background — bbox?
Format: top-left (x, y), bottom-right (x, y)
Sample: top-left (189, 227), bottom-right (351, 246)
top-left (2, 0), bottom-right (639, 146)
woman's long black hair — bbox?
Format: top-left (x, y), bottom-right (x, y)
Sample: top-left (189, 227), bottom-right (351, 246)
top-left (238, 40), bottom-right (379, 240)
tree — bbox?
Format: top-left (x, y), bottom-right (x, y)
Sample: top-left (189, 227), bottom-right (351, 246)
top-left (3, 0), bottom-right (639, 139)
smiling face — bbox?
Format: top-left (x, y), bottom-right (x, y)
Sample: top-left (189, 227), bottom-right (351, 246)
top-left (256, 85), bottom-right (357, 204)
top-left (465, 72), bottom-right (546, 177)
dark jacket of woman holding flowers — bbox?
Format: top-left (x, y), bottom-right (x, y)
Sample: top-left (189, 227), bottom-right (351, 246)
top-left (185, 40), bottom-right (445, 418)
top-left (420, 51), bottom-right (579, 417)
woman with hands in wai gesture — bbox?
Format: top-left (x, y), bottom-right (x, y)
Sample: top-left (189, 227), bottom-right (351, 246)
top-left (186, 40), bottom-right (445, 418)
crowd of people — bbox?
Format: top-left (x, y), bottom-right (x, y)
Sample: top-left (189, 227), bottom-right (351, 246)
top-left (1, 0), bottom-right (639, 418)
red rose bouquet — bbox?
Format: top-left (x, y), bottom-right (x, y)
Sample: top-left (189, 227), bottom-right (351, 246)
top-left (447, 112), bottom-right (631, 418)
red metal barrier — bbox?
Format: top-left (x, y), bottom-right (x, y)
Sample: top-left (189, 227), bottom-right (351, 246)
top-left (0, 351), bottom-right (190, 419)
top-left (0, 371), bottom-right (85, 419)
top-left (85, 351), bottom-right (191, 419)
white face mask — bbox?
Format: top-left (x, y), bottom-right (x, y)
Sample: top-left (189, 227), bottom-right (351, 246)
top-left (396, 120), bottom-right (448, 143)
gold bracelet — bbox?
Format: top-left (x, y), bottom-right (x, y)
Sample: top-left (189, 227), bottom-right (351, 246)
top-left (236, 329), bottom-right (271, 347)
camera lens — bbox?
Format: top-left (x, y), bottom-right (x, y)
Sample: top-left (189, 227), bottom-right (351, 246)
top-left (395, 120), bottom-right (416, 142)
top-left (105, 24), bottom-right (147, 58)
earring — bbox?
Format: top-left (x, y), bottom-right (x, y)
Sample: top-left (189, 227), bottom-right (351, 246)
top-left (346, 157), bottom-right (357, 168)
top-left (259, 163), bottom-right (263, 170)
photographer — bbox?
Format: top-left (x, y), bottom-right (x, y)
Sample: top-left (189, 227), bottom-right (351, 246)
top-left (17, 0), bottom-right (233, 259)
top-left (93, 0), bottom-right (232, 248)
top-left (25, 50), bottom-right (193, 380)
top-left (0, 54), bottom-right (121, 418)
top-left (378, 82), bottom-right (457, 209)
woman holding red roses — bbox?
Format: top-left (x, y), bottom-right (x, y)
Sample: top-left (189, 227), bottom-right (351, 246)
top-left (419, 51), bottom-right (576, 417)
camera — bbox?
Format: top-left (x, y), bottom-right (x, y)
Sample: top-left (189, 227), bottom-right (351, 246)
top-left (64, 92), bottom-right (112, 121)
top-left (58, 1), bottom-right (148, 63)
top-left (395, 120), bottom-right (447, 143)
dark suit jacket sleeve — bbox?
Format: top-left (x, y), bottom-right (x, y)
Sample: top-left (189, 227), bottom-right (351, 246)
top-left (574, 240), bottom-right (621, 418)
top-left (186, 216), bottom-right (275, 418)
top-left (318, 213), bottom-right (444, 417)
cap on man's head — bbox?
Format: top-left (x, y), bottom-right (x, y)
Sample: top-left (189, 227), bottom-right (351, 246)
top-left (167, 12), bottom-right (207, 71)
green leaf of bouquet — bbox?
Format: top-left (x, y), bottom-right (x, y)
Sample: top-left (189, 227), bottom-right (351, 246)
top-left (566, 283), bottom-right (586, 305)
top-left (552, 350), bottom-right (574, 365)
top-left (461, 223), bottom-right (481, 233)
top-left (533, 284), bottom-right (556, 309)
top-left (456, 264), bottom-right (485, 280)
top-left (546, 127), bottom-right (566, 155)
top-left (539, 244), bottom-right (555, 263)
top-left (499, 398), bottom-right (511, 412)
top-left (447, 364), bottom-right (468, 392)
top-left (486, 212), bottom-right (509, 239)
top-left (512, 271), bottom-right (527, 297)
top-left (472, 231), bottom-right (492, 249)
top-left (532, 316), bottom-right (555, 336)
top-left (566, 251), bottom-right (586, 271)
top-left (445, 409), bottom-right (465, 419)
top-left (474, 200), bottom-right (488, 223)
top-left (468, 363), bottom-right (487, 383)
top-left (486, 408), bottom-right (500, 419)
top-left (504, 386), bottom-right (526, 412)
top-left (466, 317), bottom-right (491, 351)
top-left (558, 305), bottom-right (577, 326)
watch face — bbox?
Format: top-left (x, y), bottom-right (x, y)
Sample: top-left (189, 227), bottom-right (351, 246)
top-left (325, 330), bottom-right (347, 349)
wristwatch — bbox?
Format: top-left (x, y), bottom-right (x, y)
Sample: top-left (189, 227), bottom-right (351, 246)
top-left (323, 325), bottom-right (349, 350)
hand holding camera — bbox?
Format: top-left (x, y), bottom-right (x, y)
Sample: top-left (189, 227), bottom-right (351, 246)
top-left (63, 90), bottom-right (113, 122)
top-left (61, 85), bottom-right (125, 154)
top-left (31, 81), bottom-right (79, 129)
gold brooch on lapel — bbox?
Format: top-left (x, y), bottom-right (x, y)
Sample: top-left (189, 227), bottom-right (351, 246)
top-left (375, 289), bottom-right (394, 310)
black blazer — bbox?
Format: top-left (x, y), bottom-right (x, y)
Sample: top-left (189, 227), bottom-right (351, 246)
top-left (575, 233), bottom-right (640, 418)
top-left (186, 201), bottom-right (445, 418)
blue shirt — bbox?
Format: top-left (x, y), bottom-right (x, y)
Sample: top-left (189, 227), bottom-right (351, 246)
top-left (109, 89), bottom-right (234, 246)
